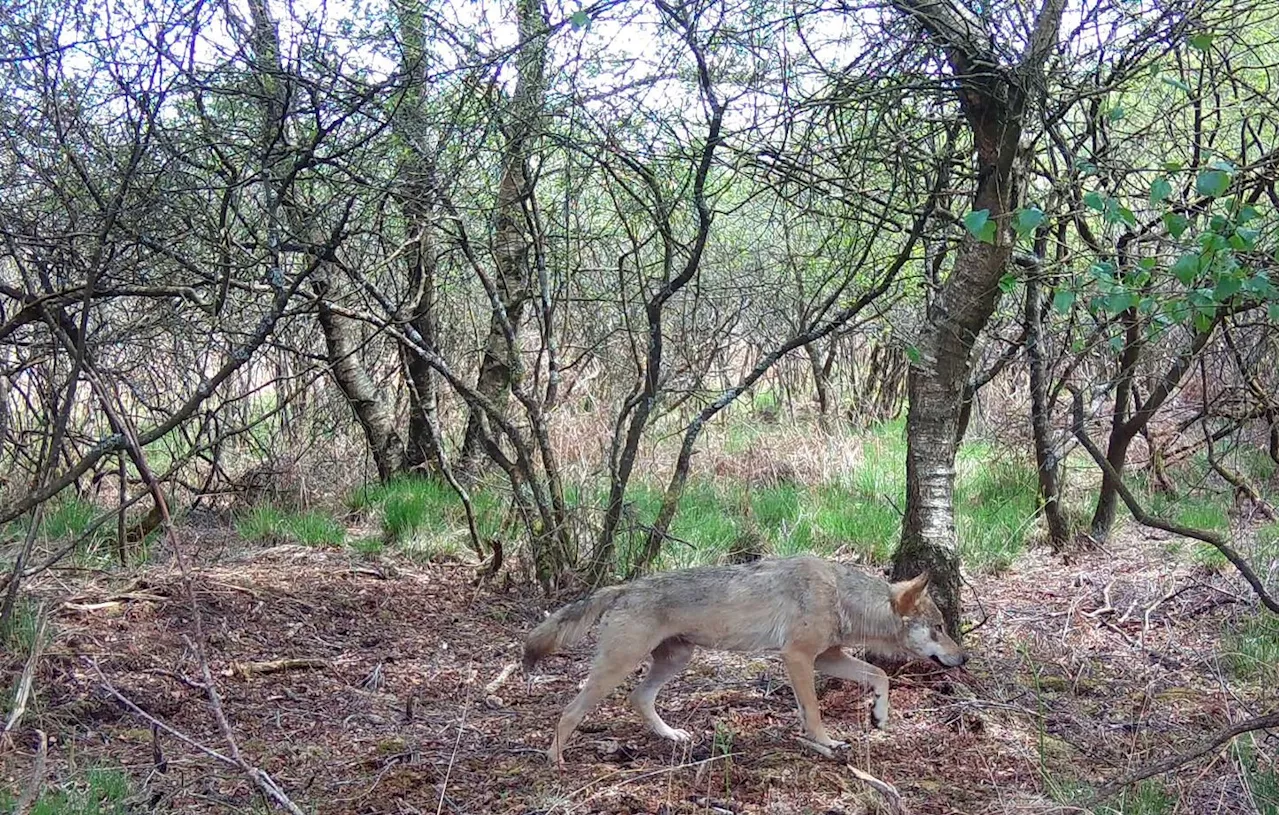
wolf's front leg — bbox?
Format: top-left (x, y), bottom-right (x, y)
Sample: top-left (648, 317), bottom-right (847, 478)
top-left (814, 646), bottom-right (891, 729)
top-left (781, 649), bottom-right (847, 749)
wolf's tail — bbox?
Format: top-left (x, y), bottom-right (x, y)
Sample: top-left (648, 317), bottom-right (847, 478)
top-left (523, 585), bottom-right (627, 672)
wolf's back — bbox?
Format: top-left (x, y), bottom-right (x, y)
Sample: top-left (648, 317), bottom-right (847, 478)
top-left (523, 585), bottom-right (627, 672)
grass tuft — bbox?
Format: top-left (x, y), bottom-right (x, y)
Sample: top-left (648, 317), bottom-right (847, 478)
top-left (237, 506), bottom-right (345, 547)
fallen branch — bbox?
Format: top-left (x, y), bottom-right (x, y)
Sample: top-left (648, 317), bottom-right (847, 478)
top-left (793, 735), bottom-right (842, 760)
top-left (1093, 712), bottom-right (1278, 800)
top-left (847, 764), bottom-right (908, 815)
top-left (484, 662), bottom-right (519, 696)
top-left (225, 658), bottom-right (329, 680)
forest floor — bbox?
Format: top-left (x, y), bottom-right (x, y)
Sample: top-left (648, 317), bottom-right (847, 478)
top-left (1, 523), bottom-right (1276, 815)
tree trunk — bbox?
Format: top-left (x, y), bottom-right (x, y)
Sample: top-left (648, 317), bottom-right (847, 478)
top-left (455, 0), bottom-right (546, 478)
top-left (317, 299), bottom-right (406, 481)
top-left (393, 0), bottom-right (442, 474)
top-left (887, 0), bottom-right (1065, 638)
top-left (805, 342), bottom-right (835, 431)
top-left (1089, 320), bottom-right (1217, 541)
top-left (1025, 270), bottom-right (1070, 549)
top-left (244, 0), bottom-right (405, 481)
top-left (894, 243), bottom-right (1008, 636)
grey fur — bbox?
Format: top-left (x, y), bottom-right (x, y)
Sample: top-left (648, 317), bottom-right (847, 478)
top-left (525, 555), bottom-right (968, 763)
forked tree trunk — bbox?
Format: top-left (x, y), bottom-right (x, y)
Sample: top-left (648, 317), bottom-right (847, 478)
top-left (805, 342), bottom-right (835, 431)
top-left (1088, 321), bottom-right (1218, 541)
top-left (244, 0), bottom-right (406, 481)
top-left (888, 0), bottom-right (1065, 637)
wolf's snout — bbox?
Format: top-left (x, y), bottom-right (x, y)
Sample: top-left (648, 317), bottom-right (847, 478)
top-left (931, 652), bottom-right (967, 668)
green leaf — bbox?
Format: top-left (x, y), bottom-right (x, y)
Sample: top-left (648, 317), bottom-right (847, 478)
top-left (1108, 106), bottom-right (1126, 122)
top-left (1238, 205), bottom-right (1260, 223)
top-left (1090, 260), bottom-right (1117, 282)
top-left (1139, 296), bottom-right (1157, 314)
top-left (1172, 253), bottom-right (1201, 285)
top-left (1196, 169), bottom-right (1230, 197)
top-left (1270, 302), bottom-right (1278, 323)
top-left (1163, 212), bottom-right (1190, 238)
top-left (1149, 177), bottom-right (1172, 205)
top-left (1189, 33), bottom-right (1215, 50)
top-left (569, 9), bottom-right (590, 28)
top-left (1052, 289), bottom-right (1076, 314)
top-left (1137, 256), bottom-right (1157, 273)
top-left (1162, 161), bottom-right (1184, 172)
top-left (1109, 334), bottom-right (1126, 351)
top-left (905, 345), bottom-right (922, 364)
top-left (1161, 76), bottom-right (1192, 93)
top-left (963, 209), bottom-right (994, 243)
top-left (1083, 191), bottom-right (1106, 212)
top-left (1244, 271), bottom-right (1272, 295)
top-left (1104, 290), bottom-right (1138, 314)
top-left (1117, 206), bottom-right (1137, 227)
top-left (1014, 207), bottom-right (1045, 236)
top-left (1213, 275), bottom-right (1242, 301)
top-left (1232, 227), bottom-right (1260, 250)
top-left (962, 208), bottom-right (988, 236)
top-left (998, 272), bottom-right (1018, 294)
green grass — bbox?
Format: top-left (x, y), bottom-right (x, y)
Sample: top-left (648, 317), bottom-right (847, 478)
top-left (237, 506), bottom-right (345, 547)
top-left (1106, 780), bottom-right (1175, 815)
top-left (1237, 736), bottom-right (1279, 815)
top-left (1222, 611), bottom-right (1279, 688)
top-left (631, 418), bottom-right (1039, 573)
top-left (956, 456), bottom-right (1040, 573)
top-left (350, 475), bottom-right (505, 562)
top-left (1, 596), bottom-right (42, 654)
top-left (0, 768), bottom-right (133, 815)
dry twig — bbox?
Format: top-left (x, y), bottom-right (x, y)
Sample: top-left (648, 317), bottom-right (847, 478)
top-left (15, 729), bottom-right (49, 815)
top-left (2, 604), bottom-right (47, 749)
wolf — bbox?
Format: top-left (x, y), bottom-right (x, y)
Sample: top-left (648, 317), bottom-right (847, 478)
top-left (523, 555), bottom-right (967, 764)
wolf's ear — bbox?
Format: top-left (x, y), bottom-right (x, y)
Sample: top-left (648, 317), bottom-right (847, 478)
top-left (890, 572), bottom-right (930, 616)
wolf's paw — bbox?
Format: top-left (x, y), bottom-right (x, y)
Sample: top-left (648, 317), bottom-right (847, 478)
top-left (656, 726), bottom-right (693, 743)
top-left (870, 699), bottom-right (889, 730)
top-left (817, 737), bottom-right (849, 750)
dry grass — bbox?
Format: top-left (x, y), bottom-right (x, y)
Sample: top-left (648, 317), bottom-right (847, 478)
top-left (1, 519), bottom-right (1274, 814)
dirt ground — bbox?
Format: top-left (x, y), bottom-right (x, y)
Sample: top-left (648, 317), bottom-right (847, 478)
top-left (2, 527), bottom-right (1276, 815)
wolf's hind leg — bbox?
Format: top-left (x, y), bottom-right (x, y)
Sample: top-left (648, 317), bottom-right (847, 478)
top-left (814, 646), bottom-right (891, 729)
top-left (548, 627), bottom-right (653, 764)
top-left (629, 637), bottom-right (694, 742)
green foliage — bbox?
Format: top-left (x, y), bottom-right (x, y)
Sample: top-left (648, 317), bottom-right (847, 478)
top-left (1108, 780), bottom-right (1175, 815)
top-left (963, 209), bottom-right (997, 243)
top-left (1222, 611), bottom-right (1279, 688)
top-left (0, 768), bottom-right (133, 815)
top-left (237, 506), bottom-right (345, 547)
top-left (1, 596), bottom-right (42, 655)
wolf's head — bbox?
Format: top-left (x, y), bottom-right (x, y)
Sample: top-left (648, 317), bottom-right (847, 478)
top-left (889, 573), bottom-right (967, 668)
